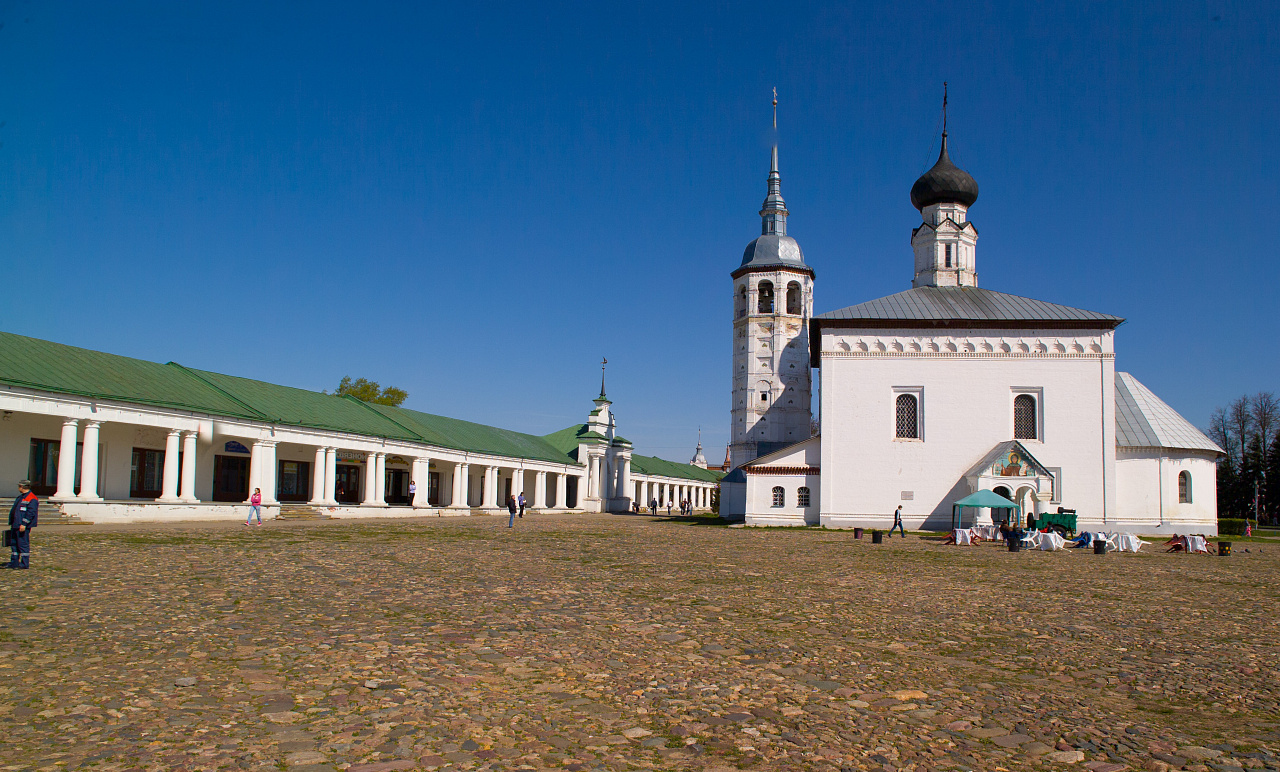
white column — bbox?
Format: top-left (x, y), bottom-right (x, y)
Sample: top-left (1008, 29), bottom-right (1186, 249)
top-left (324, 447), bottom-right (338, 504)
top-left (618, 457), bottom-right (631, 506)
top-left (78, 421), bottom-right (102, 501)
top-left (310, 447), bottom-right (327, 505)
top-left (483, 465), bottom-right (499, 508)
top-left (53, 418), bottom-right (80, 501)
top-left (246, 441), bottom-right (263, 503)
top-left (554, 472), bottom-right (567, 508)
top-left (452, 462), bottom-right (469, 508)
top-left (535, 471), bottom-right (547, 509)
top-left (180, 431), bottom-right (199, 502)
top-left (374, 452), bottom-right (387, 505)
top-left (512, 467), bottom-right (524, 500)
top-left (259, 441), bottom-right (278, 505)
top-left (158, 430), bottom-right (182, 502)
top-left (588, 457), bottom-right (600, 498)
top-left (408, 457), bottom-right (422, 507)
top-left (363, 453), bottom-right (377, 505)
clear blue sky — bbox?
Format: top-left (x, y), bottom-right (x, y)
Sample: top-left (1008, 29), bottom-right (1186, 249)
top-left (2, 1), bottom-right (1276, 462)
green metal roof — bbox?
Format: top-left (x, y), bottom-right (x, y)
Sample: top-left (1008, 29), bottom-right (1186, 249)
top-left (630, 453), bottom-right (724, 483)
top-left (0, 331), bottom-right (585, 466)
top-left (540, 423), bottom-right (722, 483)
top-left (366, 403), bottom-right (571, 465)
top-left (0, 332), bottom-right (261, 419)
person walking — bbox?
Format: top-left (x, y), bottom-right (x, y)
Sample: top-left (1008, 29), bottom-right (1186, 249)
top-left (245, 488), bottom-right (262, 526)
top-left (518, 492), bottom-right (526, 518)
top-left (408, 479), bottom-right (417, 506)
top-left (889, 505), bottom-right (906, 537)
top-left (649, 497), bottom-right (657, 514)
top-left (506, 494), bottom-right (518, 527)
top-left (6, 480), bottom-right (37, 569)
top-left (666, 500), bottom-right (673, 516)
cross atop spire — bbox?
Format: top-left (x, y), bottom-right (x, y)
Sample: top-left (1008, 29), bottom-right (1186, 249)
top-left (599, 357), bottom-right (607, 400)
top-left (942, 81), bottom-right (948, 137)
top-left (760, 89), bottom-right (788, 237)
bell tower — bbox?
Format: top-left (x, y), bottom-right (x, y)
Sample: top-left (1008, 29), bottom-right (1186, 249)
top-left (729, 92), bottom-right (814, 469)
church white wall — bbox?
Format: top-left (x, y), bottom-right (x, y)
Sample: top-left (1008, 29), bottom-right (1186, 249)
top-left (1115, 450), bottom-right (1218, 535)
top-left (818, 328), bottom-right (1117, 531)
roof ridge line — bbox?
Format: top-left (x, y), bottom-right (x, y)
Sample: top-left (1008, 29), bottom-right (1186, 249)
top-left (343, 397), bottom-right (428, 443)
top-left (166, 363), bottom-right (273, 423)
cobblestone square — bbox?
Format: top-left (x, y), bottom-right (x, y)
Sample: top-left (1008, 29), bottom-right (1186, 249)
top-left (2, 514), bottom-right (1277, 772)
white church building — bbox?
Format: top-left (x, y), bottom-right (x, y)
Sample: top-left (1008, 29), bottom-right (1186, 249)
top-left (721, 125), bottom-right (1223, 535)
top-left (0, 333), bottom-right (720, 524)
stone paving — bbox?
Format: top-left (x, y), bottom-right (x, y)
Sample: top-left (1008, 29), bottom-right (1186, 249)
top-left (2, 513), bottom-right (1278, 772)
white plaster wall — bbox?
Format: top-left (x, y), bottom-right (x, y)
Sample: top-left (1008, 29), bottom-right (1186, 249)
top-left (745, 473), bottom-right (819, 526)
top-left (1115, 450), bottom-right (1218, 535)
top-left (819, 328), bottom-right (1116, 531)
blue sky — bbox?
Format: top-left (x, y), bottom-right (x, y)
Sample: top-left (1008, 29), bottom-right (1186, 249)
top-left (2, 1), bottom-right (1276, 462)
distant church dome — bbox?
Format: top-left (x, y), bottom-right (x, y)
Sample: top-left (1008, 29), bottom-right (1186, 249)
top-left (910, 134), bottom-right (979, 210)
top-left (740, 233), bottom-right (807, 270)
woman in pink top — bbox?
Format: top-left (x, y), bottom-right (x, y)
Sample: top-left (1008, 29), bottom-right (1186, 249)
top-left (246, 488), bottom-right (263, 525)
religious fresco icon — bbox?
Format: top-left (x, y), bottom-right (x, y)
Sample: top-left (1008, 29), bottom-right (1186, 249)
top-left (994, 449), bottom-right (1031, 477)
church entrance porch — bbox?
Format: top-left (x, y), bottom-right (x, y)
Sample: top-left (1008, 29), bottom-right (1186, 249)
top-left (965, 442), bottom-right (1056, 527)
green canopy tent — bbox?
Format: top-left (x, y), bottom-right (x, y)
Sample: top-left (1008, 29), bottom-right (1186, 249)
top-left (951, 489), bottom-right (1020, 530)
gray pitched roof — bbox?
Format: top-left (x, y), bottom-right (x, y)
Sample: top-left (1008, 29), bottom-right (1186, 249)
top-left (1115, 372), bottom-right (1223, 454)
top-left (815, 287), bottom-right (1123, 326)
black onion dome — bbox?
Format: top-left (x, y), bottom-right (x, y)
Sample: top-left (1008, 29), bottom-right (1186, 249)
top-left (909, 134), bottom-right (979, 210)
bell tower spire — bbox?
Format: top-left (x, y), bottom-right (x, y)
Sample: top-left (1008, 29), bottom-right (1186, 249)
top-left (761, 88), bottom-right (788, 237)
top-left (729, 89), bottom-right (814, 470)
top-left (909, 84), bottom-right (980, 288)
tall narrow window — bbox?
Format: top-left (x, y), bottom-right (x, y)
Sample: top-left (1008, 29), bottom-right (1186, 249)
top-left (786, 281), bottom-right (802, 315)
top-left (1013, 394), bottom-right (1037, 440)
top-left (1178, 471), bottom-right (1192, 503)
top-left (945, 244), bottom-right (952, 268)
top-left (895, 394), bottom-right (919, 439)
top-left (758, 281), bottom-right (774, 314)
top-left (771, 486), bottom-right (785, 507)
top-left (797, 487), bottom-right (810, 507)
top-left (736, 285), bottom-right (747, 318)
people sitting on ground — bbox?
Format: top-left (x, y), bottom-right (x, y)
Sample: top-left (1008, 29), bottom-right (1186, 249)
top-left (1164, 533), bottom-right (1185, 552)
top-left (1067, 531), bottom-right (1095, 548)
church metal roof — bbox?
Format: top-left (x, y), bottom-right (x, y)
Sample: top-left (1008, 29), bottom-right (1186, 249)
top-left (814, 287), bottom-right (1123, 327)
top-left (1115, 372), bottom-right (1223, 454)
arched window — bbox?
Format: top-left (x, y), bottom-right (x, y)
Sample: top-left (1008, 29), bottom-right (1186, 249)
top-left (735, 285), bottom-right (747, 319)
top-left (1014, 394), bottom-right (1037, 440)
top-left (797, 486), bottom-right (810, 507)
top-left (758, 281), bottom-right (774, 314)
top-left (786, 281), bottom-right (802, 315)
top-left (895, 394), bottom-right (919, 439)
top-left (1178, 471), bottom-right (1192, 503)
top-left (771, 486), bottom-right (785, 507)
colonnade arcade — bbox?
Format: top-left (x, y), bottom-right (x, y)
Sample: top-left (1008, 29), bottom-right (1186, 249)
top-left (28, 414), bottom-right (586, 512)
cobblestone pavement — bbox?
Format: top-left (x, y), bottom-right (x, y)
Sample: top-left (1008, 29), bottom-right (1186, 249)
top-left (2, 514), bottom-right (1278, 772)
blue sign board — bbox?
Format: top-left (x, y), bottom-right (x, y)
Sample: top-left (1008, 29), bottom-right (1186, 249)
top-left (224, 441), bottom-right (250, 454)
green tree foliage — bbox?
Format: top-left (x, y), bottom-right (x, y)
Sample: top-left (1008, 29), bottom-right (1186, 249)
top-left (333, 376), bottom-right (408, 407)
top-left (1208, 392), bottom-right (1279, 524)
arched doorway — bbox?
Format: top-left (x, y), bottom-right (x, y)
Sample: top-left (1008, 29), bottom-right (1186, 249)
top-left (991, 486), bottom-right (1015, 525)
top-left (1015, 486), bottom-right (1036, 528)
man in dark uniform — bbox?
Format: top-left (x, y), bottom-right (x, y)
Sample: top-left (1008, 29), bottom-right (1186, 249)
top-left (8, 480), bottom-right (38, 569)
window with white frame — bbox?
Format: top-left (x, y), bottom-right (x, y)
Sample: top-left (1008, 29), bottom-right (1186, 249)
top-left (771, 486), bottom-right (784, 507)
top-left (895, 392), bottom-right (921, 439)
top-left (1013, 393), bottom-right (1038, 440)
top-left (797, 486), bottom-right (810, 507)
top-left (1178, 471), bottom-right (1192, 503)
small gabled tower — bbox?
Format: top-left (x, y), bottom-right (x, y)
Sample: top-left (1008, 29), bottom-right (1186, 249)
top-left (910, 85), bottom-right (981, 288)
